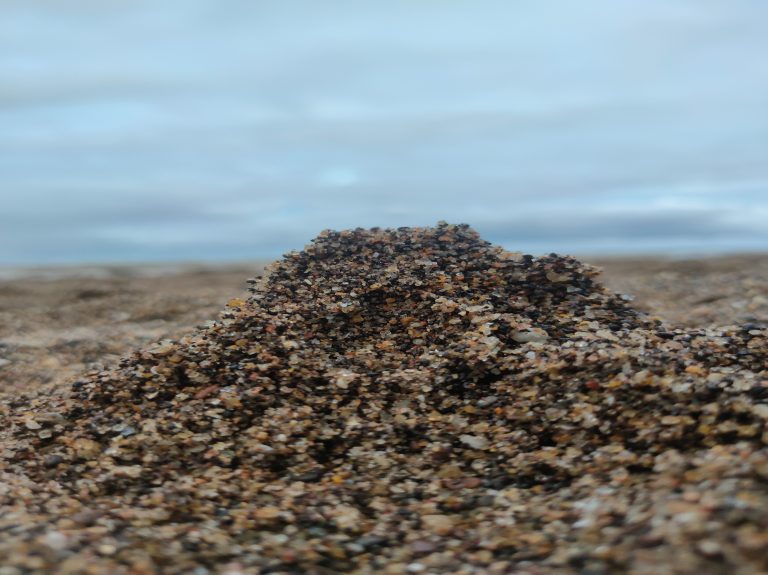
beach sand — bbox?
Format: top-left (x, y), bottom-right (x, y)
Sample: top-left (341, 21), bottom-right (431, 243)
top-left (0, 239), bottom-right (766, 574)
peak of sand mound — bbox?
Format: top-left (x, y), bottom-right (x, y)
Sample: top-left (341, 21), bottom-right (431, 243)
top-left (2, 223), bottom-right (767, 574)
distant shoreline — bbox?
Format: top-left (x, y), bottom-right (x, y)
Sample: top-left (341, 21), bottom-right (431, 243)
top-left (0, 261), bottom-right (263, 282)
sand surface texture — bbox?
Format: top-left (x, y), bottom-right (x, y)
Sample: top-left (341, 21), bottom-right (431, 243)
top-left (0, 225), bottom-right (766, 575)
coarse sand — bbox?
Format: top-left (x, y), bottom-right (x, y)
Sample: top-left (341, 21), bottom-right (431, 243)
top-left (0, 224), bottom-right (766, 574)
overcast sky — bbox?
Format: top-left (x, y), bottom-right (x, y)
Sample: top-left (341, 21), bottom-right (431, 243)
top-left (1, 0), bottom-right (767, 264)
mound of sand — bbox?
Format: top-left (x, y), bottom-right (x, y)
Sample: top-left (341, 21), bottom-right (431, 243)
top-left (2, 224), bottom-right (767, 574)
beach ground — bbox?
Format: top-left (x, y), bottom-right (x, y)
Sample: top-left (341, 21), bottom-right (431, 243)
top-left (0, 249), bottom-right (767, 574)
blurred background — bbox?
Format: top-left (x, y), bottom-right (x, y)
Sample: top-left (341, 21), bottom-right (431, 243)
top-left (1, 0), bottom-right (767, 265)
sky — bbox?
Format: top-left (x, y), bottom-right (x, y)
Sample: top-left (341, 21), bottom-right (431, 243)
top-left (1, 0), bottom-right (767, 264)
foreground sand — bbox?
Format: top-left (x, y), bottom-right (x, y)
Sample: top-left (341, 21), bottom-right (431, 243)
top-left (0, 243), bottom-right (766, 575)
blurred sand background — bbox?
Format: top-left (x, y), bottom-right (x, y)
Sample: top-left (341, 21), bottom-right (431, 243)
top-left (0, 255), bottom-right (766, 399)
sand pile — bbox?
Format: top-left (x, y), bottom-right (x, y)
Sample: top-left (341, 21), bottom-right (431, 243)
top-left (1, 223), bottom-right (767, 574)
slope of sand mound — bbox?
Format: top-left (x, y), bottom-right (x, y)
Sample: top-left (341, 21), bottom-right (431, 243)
top-left (1, 223), bottom-right (767, 574)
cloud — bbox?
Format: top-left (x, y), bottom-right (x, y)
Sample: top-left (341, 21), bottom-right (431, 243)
top-left (0, 0), bottom-right (767, 263)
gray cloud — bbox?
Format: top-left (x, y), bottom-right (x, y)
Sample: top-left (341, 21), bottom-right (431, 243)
top-left (1, 0), bottom-right (767, 263)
